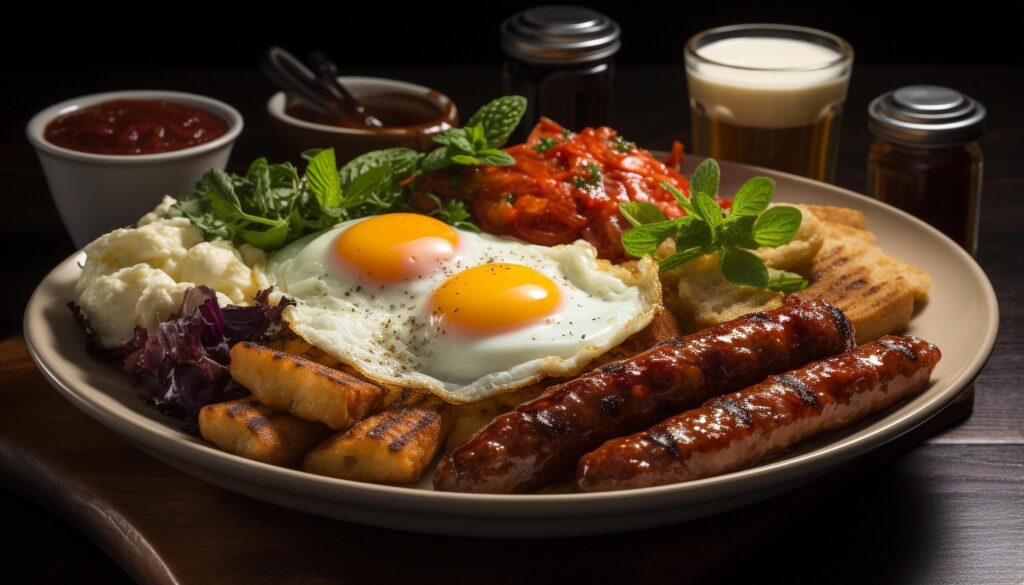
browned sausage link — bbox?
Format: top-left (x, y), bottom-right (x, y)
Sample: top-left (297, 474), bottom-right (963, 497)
top-left (576, 335), bottom-right (941, 492)
top-left (433, 298), bottom-right (856, 493)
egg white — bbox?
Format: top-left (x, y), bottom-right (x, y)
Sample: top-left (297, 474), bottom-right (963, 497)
top-left (268, 218), bottom-right (661, 403)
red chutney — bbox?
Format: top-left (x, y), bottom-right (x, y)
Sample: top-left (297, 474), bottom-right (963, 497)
top-left (424, 118), bottom-right (691, 262)
top-left (44, 99), bottom-right (229, 155)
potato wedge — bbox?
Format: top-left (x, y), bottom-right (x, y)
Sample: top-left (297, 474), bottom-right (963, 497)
top-left (229, 342), bottom-right (388, 430)
top-left (304, 390), bottom-right (452, 484)
top-left (199, 398), bottom-right (331, 466)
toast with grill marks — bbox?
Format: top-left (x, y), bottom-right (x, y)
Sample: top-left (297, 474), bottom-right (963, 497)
top-left (803, 220), bottom-right (930, 344)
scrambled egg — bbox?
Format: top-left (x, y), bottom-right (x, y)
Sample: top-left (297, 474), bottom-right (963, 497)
top-left (75, 196), bottom-right (269, 347)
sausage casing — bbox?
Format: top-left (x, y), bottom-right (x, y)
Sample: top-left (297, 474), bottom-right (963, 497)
top-left (576, 335), bottom-right (941, 492)
top-left (434, 298), bottom-right (856, 493)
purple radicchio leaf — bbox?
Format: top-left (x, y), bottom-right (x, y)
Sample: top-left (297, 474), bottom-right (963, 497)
top-left (69, 287), bottom-right (291, 432)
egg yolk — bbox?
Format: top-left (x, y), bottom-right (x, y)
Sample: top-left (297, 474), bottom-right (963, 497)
top-left (430, 263), bottom-right (561, 334)
top-left (333, 214), bottom-right (460, 283)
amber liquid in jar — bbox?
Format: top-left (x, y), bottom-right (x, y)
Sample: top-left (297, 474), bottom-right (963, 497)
top-left (868, 140), bottom-right (982, 255)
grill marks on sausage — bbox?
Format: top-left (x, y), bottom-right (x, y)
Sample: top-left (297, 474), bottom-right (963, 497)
top-left (644, 431), bottom-right (679, 458)
top-left (707, 396), bottom-right (754, 426)
top-left (434, 299), bottom-right (858, 493)
top-left (600, 362), bottom-right (626, 374)
top-left (575, 336), bottom-right (942, 491)
top-left (879, 337), bottom-right (917, 361)
top-left (824, 303), bottom-right (855, 347)
top-left (775, 374), bottom-right (821, 408)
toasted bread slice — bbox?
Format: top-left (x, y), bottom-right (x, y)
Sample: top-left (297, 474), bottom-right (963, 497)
top-left (199, 398), bottom-right (331, 466)
top-left (802, 220), bottom-right (921, 343)
top-left (802, 204), bottom-right (866, 229)
top-left (229, 342), bottom-right (389, 430)
top-left (304, 390), bottom-right (452, 484)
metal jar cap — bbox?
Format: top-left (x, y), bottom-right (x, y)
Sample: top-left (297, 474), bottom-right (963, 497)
top-left (868, 85), bottom-right (986, 147)
top-left (501, 5), bottom-right (621, 65)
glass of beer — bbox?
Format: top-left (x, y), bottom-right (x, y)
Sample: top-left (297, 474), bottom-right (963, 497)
top-left (685, 24), bottom-right (853, 182)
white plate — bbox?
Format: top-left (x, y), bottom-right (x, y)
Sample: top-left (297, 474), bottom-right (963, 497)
top-left (24, 158), bottom-right (998, 538)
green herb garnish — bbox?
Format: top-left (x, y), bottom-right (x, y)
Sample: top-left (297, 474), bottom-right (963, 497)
top-left (421, 96), bottom-right (526, 170)
top-left (611, 135), bottom-right (636, 153)
top-left (533, 137), bottom-right (559, 152)
top-left (172, 96), bottom-right (529, 251)
top-left (618, 159), bottom-right (807, 293)
top-left (573, 162), bottom-right (603, 191)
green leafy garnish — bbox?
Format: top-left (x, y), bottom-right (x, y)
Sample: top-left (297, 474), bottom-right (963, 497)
top-left (573, 163), bottom-right (603, 191)
top-left (618, 158), bottom-right (807, 293)
top-left (610, 135), bottom-right (636, 153)
top-left (421, 96), bottom-right (526, 171)
top-left (533, 137), bottom-right (559, 152)
top-left (171, 96), bottom-right (530, 251)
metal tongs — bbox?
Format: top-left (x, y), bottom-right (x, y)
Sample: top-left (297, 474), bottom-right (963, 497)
top-left (260, 46), bottom-right (384, 128)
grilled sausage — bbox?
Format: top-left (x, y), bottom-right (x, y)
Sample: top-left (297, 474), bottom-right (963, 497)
top-left (434, 298), bottom-right (856, 493)
top-left (576, 335), bottom-right (941, 492)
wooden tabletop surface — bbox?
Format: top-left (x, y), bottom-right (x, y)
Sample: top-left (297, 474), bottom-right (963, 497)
top-left (1, 64), bottom-right (1021, 584)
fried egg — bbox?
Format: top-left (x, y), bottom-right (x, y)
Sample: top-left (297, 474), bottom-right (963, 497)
top-left (268, 213), bottom-right (660, 402)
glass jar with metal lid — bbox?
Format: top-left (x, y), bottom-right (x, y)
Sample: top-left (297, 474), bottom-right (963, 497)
top-left (500, 5), bottom-right (621, 139)
top-left (867, 85), bottom-right (986, 255)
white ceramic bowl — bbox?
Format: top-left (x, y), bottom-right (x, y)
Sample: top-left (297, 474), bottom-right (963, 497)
top-left (26, 90), bottom-right (243, 248)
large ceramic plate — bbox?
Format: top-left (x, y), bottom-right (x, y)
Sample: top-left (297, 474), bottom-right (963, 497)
top-left (24, 158), bottom-right (998, 538)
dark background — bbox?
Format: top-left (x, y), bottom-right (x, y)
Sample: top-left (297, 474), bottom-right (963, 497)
top-left (8, 2), bottom-right (1023, 69)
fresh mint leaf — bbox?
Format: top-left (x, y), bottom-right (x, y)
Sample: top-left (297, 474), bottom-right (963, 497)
top-left (621, 220), bottom-right (680, 258)
top-left (766, 268), bottom-right (809, 293)
top-left (692, 192), bottom-right (724, 232)
top-left (753, 206), bottom-right (802, 248)
top-left (306, 148), bottom-right (342, 210)
top-left (730, 177), bottom-right (774, 217)
top-left (474, 149), bottom-right (516, 166)
top-left (340, 148), bottom-right (421, 187)
top-left (300, 148), bottom-right (324, 162)
top-left (451, 154), bottom-right (482, 165)
top-left (465, 95), bottom-right (527, 148)
top-left (433, 128), bottom-right (475, 154)
top-left (689, 159), bottom-right (721, 198)
top-left (720, 214), bottom-right (759, 249)
top-left (660, 181), bottom-right (695, 216)
top-left (340, 164), bottom-right (391, 210)
top-left (719, 246), bottom-right (769, 288)
top-left (659, 246), bottom-right (703, 271)
top-left (673, 216), bottom-right (711, 251)
top-left (619, 201), bottom-right (667, 227)
top-left (420, 147), bottom-right (453, 171)
top-left (239, 221), bottom-right (289, 250)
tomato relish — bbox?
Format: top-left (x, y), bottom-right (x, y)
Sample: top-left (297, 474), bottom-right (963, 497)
top-left (424, 118), bottom-right (691, 262)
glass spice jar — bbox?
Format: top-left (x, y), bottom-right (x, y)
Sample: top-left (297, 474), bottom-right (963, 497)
top-left (500, 6), bottom-right (621, 141)
top-left (867, 85), bottom-right (986, 255)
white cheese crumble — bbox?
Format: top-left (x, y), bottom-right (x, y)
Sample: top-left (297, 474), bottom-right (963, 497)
top-left (75, 196), bottom-right (269, 347)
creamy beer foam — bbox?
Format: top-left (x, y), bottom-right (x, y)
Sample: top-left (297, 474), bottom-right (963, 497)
top-left (687, 37), bottom-right (850, 129)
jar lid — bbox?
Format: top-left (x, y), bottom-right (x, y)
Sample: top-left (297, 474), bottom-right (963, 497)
top-left (501, 5), bottom-right (621, 65)
top-left (868, 85), bottom-right (986, 147)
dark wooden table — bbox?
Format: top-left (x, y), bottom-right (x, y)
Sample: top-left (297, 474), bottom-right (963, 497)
top-left (2, 65), bottom-right (1021, 584)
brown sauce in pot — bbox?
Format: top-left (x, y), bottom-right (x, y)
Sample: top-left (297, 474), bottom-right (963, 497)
top-left (285, 92), bottom-right (445, 129)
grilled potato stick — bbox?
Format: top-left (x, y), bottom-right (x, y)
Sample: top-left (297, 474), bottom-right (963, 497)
top-left (229, 342), bottom-right (389, 430)
top-left (304, 390), bottom-right (452, 484)
top-left (199, 398), bottom-right (331, 466)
